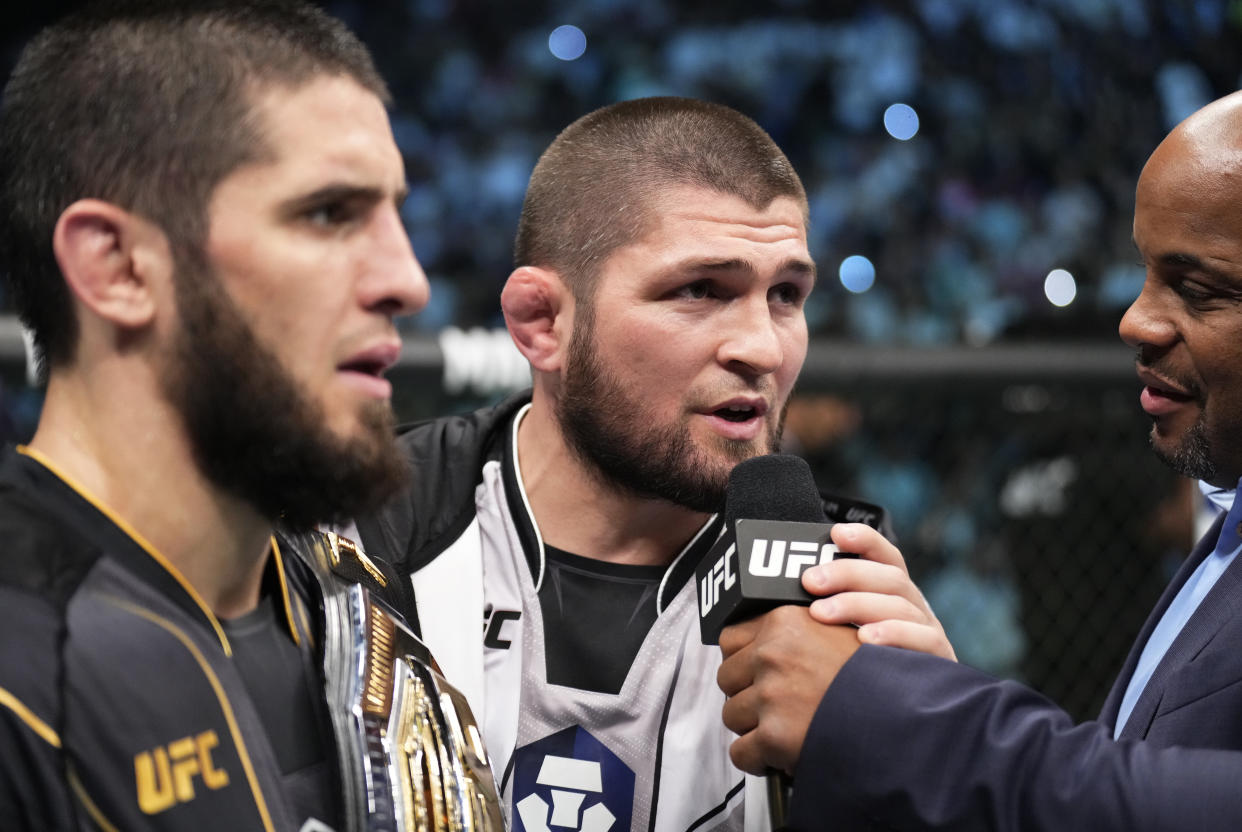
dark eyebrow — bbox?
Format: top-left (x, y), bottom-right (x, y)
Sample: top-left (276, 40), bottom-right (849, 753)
top-left (1139, 247), bottom-right (1242, 292)
top-left (783, 258), bottom-right (817, 285)
top-left (280, 183), bottom-right (406, 216)
top-left (1133, 236), bottom-right (1233, 276)
top-left (1159, 252), bottom-right (1207, 269)
top-left (680, 257), bottom-right (818, 285)
top-left (1156, 251), bottom-right (1237, 282)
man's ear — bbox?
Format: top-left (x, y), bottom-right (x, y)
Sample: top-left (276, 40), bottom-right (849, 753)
top-left (501, 265), bottom-right (573, 373)
top-left (52, 199), bottom-right (171, 330)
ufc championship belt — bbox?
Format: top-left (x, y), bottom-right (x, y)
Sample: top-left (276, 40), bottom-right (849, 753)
top-left (303, 531), bottom-right (504, 832)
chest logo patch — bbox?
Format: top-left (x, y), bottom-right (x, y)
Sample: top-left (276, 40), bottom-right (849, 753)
top-left (134, 729), bottom-right (229, 814)
top-left (511, 726), bottom-right (633, 832)
top-left (484, 608), bottom-right (522, 649)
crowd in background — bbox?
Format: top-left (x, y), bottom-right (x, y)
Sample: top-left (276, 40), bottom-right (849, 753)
top-left (5, 1), bottom-right (1240, 341)
top-left (0, 0), bottom-right (1237, 717)
top-left (330, 0), bottom-right (1241, 344)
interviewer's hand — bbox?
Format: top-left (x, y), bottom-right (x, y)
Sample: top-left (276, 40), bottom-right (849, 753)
top-left (803, 523), bottom-right (956, 661)
top-left (718, 606), bottom-right (859, 775)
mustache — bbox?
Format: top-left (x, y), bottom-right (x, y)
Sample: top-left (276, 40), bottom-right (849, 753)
top-left (1134, 350), bottom-right (1203, 400)
top-left (691, 380), bottom-right (778, 408)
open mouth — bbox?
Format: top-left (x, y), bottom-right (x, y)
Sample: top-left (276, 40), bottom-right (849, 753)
top-left (338, 358), bottom-right (387, 377)
top-left (714, 404), bottom-right (759, 423)
top-left (1147, 383), bottom-right (1192, 402)
top-left (1136, 364), bottom-right (1198, 401)
top-left (1136, 367), bottom-right (1200, 418)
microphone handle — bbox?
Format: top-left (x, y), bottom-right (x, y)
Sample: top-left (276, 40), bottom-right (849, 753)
top-left (767, 770), bottom-right (793, 830)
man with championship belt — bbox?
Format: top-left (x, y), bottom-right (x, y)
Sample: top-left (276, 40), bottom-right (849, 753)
top-left (351, 98), bottom-right (955, 832)
top-left (0, 3), bottom-right (499, 829)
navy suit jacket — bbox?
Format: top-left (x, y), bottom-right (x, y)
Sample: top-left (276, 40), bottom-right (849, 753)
top-left (788, 511), bottom-right (1242, 830)
top-left (1099, 512), bottom-right (1242, 747)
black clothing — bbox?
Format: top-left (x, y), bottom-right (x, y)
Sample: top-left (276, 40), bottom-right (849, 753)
top-left (540, 545), bottom-right (664, 694)
top-left (0, 445), bottom-right (402, 830)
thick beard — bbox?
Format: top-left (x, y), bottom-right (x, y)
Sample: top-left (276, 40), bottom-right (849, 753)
top-left (1151, 419), bottom-right (1216, 483)
top-left (160, 254), bottom-right (408, 530)
top-left (555, 313), bottom-right (784, 513)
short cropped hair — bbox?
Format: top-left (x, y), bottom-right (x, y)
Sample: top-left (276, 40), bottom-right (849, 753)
top-left (0, 0), bottom-right (389, 373)
top-left (513, 96), bottom-right (808, 303)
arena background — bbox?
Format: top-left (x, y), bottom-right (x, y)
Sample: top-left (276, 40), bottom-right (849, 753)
top-left (2, 0), bottom-right (1239, 721)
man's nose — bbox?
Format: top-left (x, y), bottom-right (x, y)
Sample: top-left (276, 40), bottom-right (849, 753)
top-left (1119, 278), bottom-right (1176, 351)
top-left (360, 204), bottom-right (430, 318)
top-left (717, 296), bottom-right (783, 376)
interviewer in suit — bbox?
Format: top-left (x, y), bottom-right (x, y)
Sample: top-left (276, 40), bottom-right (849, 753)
top-left (716, 89), bottom-right (1242, 831)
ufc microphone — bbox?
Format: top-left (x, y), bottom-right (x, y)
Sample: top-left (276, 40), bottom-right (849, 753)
top-left (696, 453), bottom-right (888, 644)
top-left (698, 454), bottom-right (888, 831)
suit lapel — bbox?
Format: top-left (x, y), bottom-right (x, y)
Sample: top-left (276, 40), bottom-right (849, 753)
top-left (1099, 512), bottom-right (1225, 729)
top-left (1115, 513), bottom-right (1242, 740)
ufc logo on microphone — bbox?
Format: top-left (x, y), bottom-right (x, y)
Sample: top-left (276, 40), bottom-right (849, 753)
top-left (747, 538), bottom-right (839, 579)
top-left (698, 544), bottom-right (737, 617)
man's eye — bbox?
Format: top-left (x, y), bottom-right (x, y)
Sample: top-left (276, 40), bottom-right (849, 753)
top-left (306, 202), bottom-right (355, 227)
top-left (678, 280), bottom-right (713, 300)
top-left (1175, 281), bottom-right (1216, 304)
top-left (770, 283), bottom-right (804, 305)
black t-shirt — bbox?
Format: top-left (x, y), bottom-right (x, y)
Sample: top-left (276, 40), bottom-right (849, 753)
top-left (539, 545), bottom-right (665, 694)
top-left (220, 592), bottom-right (339, 827)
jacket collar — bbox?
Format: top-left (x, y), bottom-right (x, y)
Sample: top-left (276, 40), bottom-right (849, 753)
top-left (10, 445), bottom-right (301, 654)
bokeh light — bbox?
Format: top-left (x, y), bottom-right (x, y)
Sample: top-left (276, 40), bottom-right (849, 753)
top-left (548, 25), bottom-right (587, 61)
top-left (840, 255), bottom-right (877, 293)
top-left (1045, 268), bottom-right (1077, 307)
top-left (883, 103), bottom-right (919, 140)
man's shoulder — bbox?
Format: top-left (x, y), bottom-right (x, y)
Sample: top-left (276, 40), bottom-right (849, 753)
top-left (0, 571), bottom-right (73, 829)
top-left (392, 390), bottom-right (528, 465)
top-left (0, 473), bottom-right (99, 608)
top-left (357, 391), bottom-right (530, 572)
top-left (0, 477), bottom-right (84, 791)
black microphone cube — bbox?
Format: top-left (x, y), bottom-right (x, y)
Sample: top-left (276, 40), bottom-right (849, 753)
top-left (697, 518), bottom-right (843, 645)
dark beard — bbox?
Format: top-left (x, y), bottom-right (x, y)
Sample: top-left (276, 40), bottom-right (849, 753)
top-left (160, 254), bottom-right (408, 530)
top-left (1151, 419), bottom-right (1216, 483)
top-left (556, 314), bottom-right (783, 513)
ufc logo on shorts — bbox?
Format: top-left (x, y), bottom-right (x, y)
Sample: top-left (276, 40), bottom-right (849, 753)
top-left (747, 538), bottom-right (839, 578)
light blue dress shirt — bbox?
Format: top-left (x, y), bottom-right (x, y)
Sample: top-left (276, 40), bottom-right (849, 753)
top-left (1200, 479), bottom-right (1235, 513)
top-left (1113, 479), bottom-right (1242, 738)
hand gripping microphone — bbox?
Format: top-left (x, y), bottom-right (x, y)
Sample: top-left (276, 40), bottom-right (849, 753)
top-left (697, 454), bottom-right (888, 830)
top-left (697, 453), bottom-right (887, 645)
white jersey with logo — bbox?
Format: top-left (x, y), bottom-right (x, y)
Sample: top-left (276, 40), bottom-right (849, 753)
top-left (378, 401), bottom-right (771, 832)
